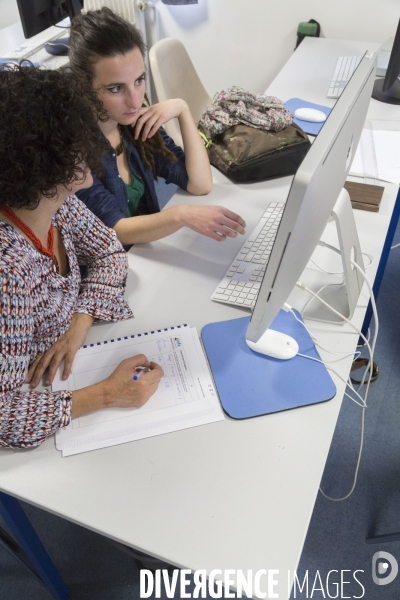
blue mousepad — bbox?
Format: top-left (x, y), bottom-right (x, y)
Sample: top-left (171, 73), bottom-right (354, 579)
top-left (284, 98), bottom-right (332, 136)
top-left (202, 310), bottom-right (336, 419)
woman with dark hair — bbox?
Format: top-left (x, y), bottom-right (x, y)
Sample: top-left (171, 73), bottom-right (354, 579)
top-left (69, 7), bottom-right (246, 246)
top-left (0, 65), bottom-right (163, 449)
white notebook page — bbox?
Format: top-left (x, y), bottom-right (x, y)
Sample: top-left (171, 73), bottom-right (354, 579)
top-left (53, 326), bottom-right (223, 456)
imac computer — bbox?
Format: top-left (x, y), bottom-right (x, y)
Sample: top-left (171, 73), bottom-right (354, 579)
top-left (246, 50), bottom-right (378, 358)
top-left (16, 0), bottom-right (83, 56)
top-left (372, 18), bottom-right (400, 105)
top-left (202, 49), bottom-right (377, 418)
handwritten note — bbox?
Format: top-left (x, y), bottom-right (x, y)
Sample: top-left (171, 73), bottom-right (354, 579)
top-left (53, 326), bottom-right (224, 456)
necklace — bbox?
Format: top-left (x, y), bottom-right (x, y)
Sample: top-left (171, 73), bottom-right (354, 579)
top-left (115, 125), bottom-right (124, 157)
top-left (0, 205), bottom-right (60, 273)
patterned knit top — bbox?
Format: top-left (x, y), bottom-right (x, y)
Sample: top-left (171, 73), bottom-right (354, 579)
top-left (0, 196), bottom-right (133, 449)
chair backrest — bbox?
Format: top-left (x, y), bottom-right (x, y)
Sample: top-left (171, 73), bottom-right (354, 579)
top-left (149, 38), bottom-right (211, 147)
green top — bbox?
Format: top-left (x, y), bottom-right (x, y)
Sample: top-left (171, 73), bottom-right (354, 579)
top-left (125, 172), bottom-right (145, 217)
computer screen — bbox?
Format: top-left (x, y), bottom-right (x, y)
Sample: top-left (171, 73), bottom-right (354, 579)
top-left (246, 50), bottom-right (378, 350)
top-left (372, 18), bottom-right (400, 105)
top-left (16, 0), bottom-right (83, 54)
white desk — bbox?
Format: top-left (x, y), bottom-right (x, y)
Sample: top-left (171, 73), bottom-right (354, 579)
top-left (0, 38), bottom-right (398, 599)
top-left (0, 19), bottom-right (69, 69)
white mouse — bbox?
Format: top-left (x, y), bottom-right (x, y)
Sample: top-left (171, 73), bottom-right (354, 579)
top-left (294, 108), bottom-right (327, 123)
top-left (246, 329), bottom-right (299, 360)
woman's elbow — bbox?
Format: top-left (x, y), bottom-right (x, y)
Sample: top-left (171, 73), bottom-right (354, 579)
top-left (187, 180), bottom-right (213, 196)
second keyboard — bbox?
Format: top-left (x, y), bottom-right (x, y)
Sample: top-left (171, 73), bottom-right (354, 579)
top-left (327, 55), bottom-right (362, 98)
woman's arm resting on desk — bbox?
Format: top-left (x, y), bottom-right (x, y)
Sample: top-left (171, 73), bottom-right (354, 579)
top-left (25, 198), bottom-right (135, 389)
top-left (77, 175), bottom-right (246, 245)
top-left (132, 99), bottom-right (213, 195)
top-left (71, 355), bottom-right (164, 418)
top-left (26, 313), bottom-right (94, 389)
top-left (113, 205), bottom-right (246, 244)
top-left (0, 354), bottom-right (163, 448)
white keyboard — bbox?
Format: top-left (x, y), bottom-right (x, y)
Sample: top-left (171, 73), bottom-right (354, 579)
top-left (4, 35), bottom-right (60, 61)
top-left (211, 202), bottom-right (284, 310)
top-left (327, 55), bottom-right (362, 98)
top-left (3, 31), bottom-right (69, 69)
top-left (3, 45), bottom-right (43, 61)
top-left (38, 55), bottom-right (69, 70)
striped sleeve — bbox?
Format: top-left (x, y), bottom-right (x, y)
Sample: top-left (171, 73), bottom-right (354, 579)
top-left (0, 263), bottom-right (72, 448)
top-left (62, 197), bottom-right (134, 322)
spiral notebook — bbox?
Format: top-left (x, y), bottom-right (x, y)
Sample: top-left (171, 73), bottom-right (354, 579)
top-left (53, 325), bottom-right (224, 457)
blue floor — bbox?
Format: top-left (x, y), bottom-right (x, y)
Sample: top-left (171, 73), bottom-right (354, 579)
top-left (290, 220), bottom-right (400, 599)
top-left (1, 217), bottom-right (400, 599)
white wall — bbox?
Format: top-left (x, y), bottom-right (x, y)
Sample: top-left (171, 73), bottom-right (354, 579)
top-left (146, 0), bottom-right (398, 98)
top-left (0, 0), bottom-right (19, 28)
top-left (1, 0), bottom-right (397, 98)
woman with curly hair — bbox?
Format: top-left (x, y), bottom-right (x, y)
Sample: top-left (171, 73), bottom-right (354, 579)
top-left (69, 7), bottom-right (246, 245)
top-left (0, 65), bottom-right (163, 449)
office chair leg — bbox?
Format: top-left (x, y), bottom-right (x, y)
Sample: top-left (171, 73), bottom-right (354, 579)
top-left (366, 531), bottom-right (400, 544)
top-left (0, 491), bottom-right (69, 600)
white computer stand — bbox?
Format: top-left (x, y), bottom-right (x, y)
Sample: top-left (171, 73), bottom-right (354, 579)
top-left (303, 187), bottom-right (365, 323)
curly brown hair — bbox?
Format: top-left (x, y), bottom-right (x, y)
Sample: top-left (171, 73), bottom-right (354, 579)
top-left (0, 64), bottom-right (110, 210)
top-left (69, 7), bottom-right (177, 179)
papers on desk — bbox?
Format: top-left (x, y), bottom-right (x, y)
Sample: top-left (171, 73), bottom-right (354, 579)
top-left (53, 325), bottom-right (224, 456)
top-left (349, 122), bottom-right (400, 185)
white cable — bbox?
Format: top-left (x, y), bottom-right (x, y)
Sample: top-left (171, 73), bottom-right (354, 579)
top-left (297, 353), bottom-right (367, 408)
top-left (296, 267), bottom-right (377, 501)
top-left (307, 258), bottom-right (346, 275)
top-left (363, 252), bottom-right (374, 268)
top-left (359, 326), bottom-right (371, 346)
top-left (295, 279), bottom-right (374, 396)
top-left (304, 242), bottom-right (378, 377)
top-left (290, 311), bottom-right (368, 407)
top-left (290, 308), bottom-right (360, 360)
top-left (306, 250), bottom-right (373, 275)
top-left (319, 408), bottom-right (366, 502)
top-left (300, 281), bottom-right (344, 319)
top-left (303, 243), bottom-right (373, 320)
top-left (391, 242), bottom-right (400, 250)
top-left (291, 310), bottom-right (364, 410)
top-left (318, 241), bottom-right (374, 268)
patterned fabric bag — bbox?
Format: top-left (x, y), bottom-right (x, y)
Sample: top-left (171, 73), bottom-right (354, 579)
top-left (198, 87), bottom-right (311, 183)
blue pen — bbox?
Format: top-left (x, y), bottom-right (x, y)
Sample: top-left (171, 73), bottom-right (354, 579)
top-left (133, 367), bottom-right (150, 381)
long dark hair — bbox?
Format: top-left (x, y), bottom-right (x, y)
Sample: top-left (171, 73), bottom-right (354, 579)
top-left (69, 7), bottom-right (177, 178)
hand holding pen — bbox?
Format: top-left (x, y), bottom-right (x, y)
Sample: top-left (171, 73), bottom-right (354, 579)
top-left (99, 354), bottom-right (164, 409)
top-left (133, 366), bottom-right (150, 381)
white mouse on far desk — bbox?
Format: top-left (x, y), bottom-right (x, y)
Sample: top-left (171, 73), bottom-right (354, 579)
top-left (294, 108), bottom-right (327, 123)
